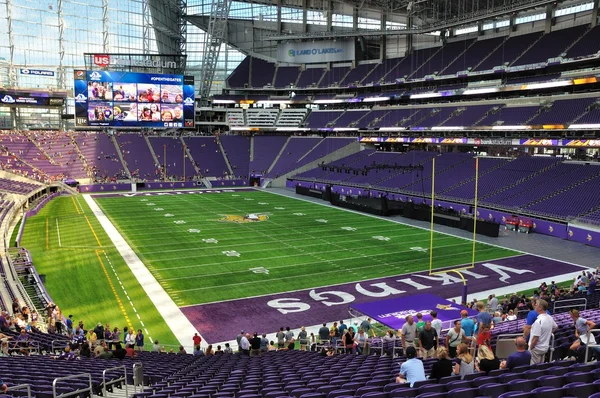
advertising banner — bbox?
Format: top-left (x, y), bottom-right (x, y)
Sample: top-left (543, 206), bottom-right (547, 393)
top-left (563, 139), bottom-right (600, 147)
top-left (567, 225), bottom-right (600, 248)
top-left (520, 139), bottom-right (559, 146)
top-left (19, 68), bottom-right (55, 77)
top-left (277, 40), bottom-right (355, 63)
top-left (0, 89), bottom-right (65, 107)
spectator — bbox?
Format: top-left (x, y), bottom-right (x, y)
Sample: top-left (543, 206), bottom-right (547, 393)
top-left (214, 345), bottom-right (223, 355)
top-left (500, 337), bottom-right (531, 369)
top-left (460, 310), bottom-right (475, 342)
top-left (342, 328), bottom-right (355, 354)
top-left (476, 301), bottom-right (492, 334)
top-left (453, 343), bottom-right (475, 379)
top-left (275, 327), bottom-right (285, 349)
top-left (236, 330), bottom-right (244, 352)
top-left (135, 329), bottom-right (144, 352)
top-left (418, 321), bottom-right (438, 359)
top-left (354, 328), bottom-right (368, 355)
top-left (318, 323), bottom-right (330, 342)
top-left (224, 343), bottom-right (232, 354)
top-left (415, 313), bottom-right (425, 333)
top-left (529, 299), bottom-right (558, 364)
top-left (125, 344), bottom-right (136, 358)
top-left (445, 320), bottom-right (465, 358)
top-left (193, 345), bottom-right (204, 356)
top-left (205, 344), bottom-right (214, 355)
top-left (430, 311), bottom-right (442, 338)
top-left (193, 333), bottom-right (202, 347)
top-left (250, 333), bottom-right (262, 356)
top-left (475, 345), bottom-right (500, 374)
top-left (177, 345), bottom-right (187, 355)
top-left (285, 327), bottom-right (294, 346)
top-left (506, 310), bottom-right (517, 321)
top-left (152, 340), bottom-right (160, 352)
top-left (360, 317), bottom-right (374, 337)
top-left (429, 347), bottom-right (453, 381)
top-left (566, 309), bottom-right (597, 362)
top-left (240, 333), bottom-right (250, 355)
top-left (396, 346), bottom-right (426, 387)
top-left (113, 343), bottom-right (126, 359)
top-left (260, 333), bottom-right (269, 353)
top-left (298, 327), bottom-right (308, 351)
top-left (401, 315), bottom-right (417, 350)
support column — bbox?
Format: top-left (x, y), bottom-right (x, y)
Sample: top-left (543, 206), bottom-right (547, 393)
top-left (276, 0), bottom-right (282, 34)
top-left (544, 4), bottom-right (553, 33)
top-left (509, 13), bottom-right (517, 32)
top-left (592, 0), bottom-right (599, 27)
top-left (143, 0), bottom-right (151, 54)
top-left (5, 0), bottom-right (16, 88)
top-left (406, 15), bottom-right (413, 55)
top-left (353, 6), bottom-right (358, 30)
top-left (102, 0), bottom-right (110, 53)
top-left (302, 0), bottom-right (307, 33)
top-left (57, 0), bottom-right (66, 89)
top-left (326, 0), bottom-right (333, 32)
top-left (380, 11), bottom-right (387, 60)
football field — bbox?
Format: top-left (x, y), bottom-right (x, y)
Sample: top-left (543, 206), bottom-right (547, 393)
top-left (93, 189), bottom-right (517, 306)
top-left (23, 188), bottom-right (585, 345)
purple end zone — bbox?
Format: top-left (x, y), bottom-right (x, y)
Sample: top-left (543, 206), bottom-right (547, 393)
top-left (180, 254), bottom-right (585, 343)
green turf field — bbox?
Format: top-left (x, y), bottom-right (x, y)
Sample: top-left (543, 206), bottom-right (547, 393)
top-left (92, 189), bottom-right (519, 306)
top-left (18, 196), bottom-right (178, 346)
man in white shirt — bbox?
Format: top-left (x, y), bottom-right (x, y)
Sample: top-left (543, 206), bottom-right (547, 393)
top-left (529, 299), bottom-right (557, 364)
top-left (430, 311), bottom-right (443, 340)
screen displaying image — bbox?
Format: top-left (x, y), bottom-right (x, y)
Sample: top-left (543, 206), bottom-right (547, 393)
top-left (74, 70), bottom-right (194, 128)
top-left (138, 103), bottom-right (161, 122)
top-left (161, 104), bottom-right (184, 123)
top-left (137, 84), bottom-right (161, 103)
top-left (88, 82), bottom-right (113, 101)
top-left (113, 103), bottom-right (138, 122)
top-left (88, 102), bottom-right (114, 122)
top-left (160, 85), bottom-right (184, 104)
top-left (113, 84), bottom-right (137, 102)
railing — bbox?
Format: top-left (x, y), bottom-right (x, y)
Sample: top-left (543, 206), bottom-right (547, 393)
top-left (553, 298), bottom-right (586, 313)
top-left (103, 365), bottom-right (127, 398)
top-left (7, 384), bottom-right (32, 398)
top-left (583, 328), bottom-right (600, 363)
top-left (52, 373), bottom-right (92, 398)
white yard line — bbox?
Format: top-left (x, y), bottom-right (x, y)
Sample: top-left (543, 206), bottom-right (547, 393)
top-left (56, 218), bottom-right (62, 247)
top-left (83, 194), bottom-right (202, 348)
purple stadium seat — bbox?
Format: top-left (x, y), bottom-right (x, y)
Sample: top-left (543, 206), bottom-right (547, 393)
top-left (446, 387), bottom-right (478, 398)
top-left (390, 388), bottom-right (417, 398)
top-left (508, 380), bottom-right (537, 392)
top-left (478, 382), bottom-right (510, 397)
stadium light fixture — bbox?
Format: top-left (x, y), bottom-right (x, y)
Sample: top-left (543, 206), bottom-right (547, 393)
top-left (525, 80), bottom-right (572, 90)
top-left (410, 93), bottom-right (442, 99)
top-left (568, 124), bottom-right (600, 129)
top-left (212, 99), bottom-right (236, 104)
top-left (431, 126), bottom-right (464, 130)
top-left (314, 99), bottom-right (345, 104)
top-left (363, 96), bottom-right (391, 102)
top-left (463, 87), bottom-right (499, 95)
top-left (491, 125), bottom-right (530, 130)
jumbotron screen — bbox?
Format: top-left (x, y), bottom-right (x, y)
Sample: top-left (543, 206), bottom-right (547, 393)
top-left (74, 70), bottom-right (195, 128)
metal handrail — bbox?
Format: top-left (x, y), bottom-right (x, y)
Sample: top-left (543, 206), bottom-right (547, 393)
top-left (52, 373), bottom-right (92, 398)
top-left (548, 333), bottom-right (556, 362)
top-left (583, 328), bottom-right (600, 363)
top-left (7, 384), bottom-right (31, 398)
top-left (102, 365), bottom-right (127, 398)
top-left (51, 339), bottom-right (70, 353)
top-left (552, 298), bottom-right (587, 313)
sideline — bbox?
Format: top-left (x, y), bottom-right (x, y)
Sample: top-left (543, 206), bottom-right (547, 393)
top-left (83, 194), bottom-right (202, 348)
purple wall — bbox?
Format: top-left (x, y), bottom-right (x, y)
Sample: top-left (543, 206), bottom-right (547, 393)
top-left (567, 225), bottom-right (600, 248)
top-left (80, 179), bottom-right (248, 193)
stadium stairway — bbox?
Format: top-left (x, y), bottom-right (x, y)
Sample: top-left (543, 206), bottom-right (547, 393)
top-left (218, 138), bottom-right (235, 177)
top-left (471, 36), bottom-right (508, 71)
top-left (144, 135), bottom-right (162, 172)
top-left (179, 136), bottom-right (202, 176)
top-left (111, 135), bottom-right (132, 180)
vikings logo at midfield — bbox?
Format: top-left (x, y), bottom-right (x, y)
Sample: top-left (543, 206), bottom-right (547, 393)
top-left (218, 213), bottom-right (269, 223)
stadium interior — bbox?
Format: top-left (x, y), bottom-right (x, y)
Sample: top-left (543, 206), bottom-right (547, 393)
top-left (3, 0), bottom-right (600, 397)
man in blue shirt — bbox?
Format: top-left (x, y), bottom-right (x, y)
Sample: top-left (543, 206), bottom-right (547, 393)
top-left (460, 310), bottom-right (475, 339)
top-left (500, 337), bottom-right (531, 369)
top-left (396, 346), bottom-right (426, 387)
top-left (476, 302), bottom-right (492, 332)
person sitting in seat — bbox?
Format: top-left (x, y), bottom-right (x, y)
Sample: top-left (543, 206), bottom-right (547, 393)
top-left (396, 346), bottom-right (426, 387)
